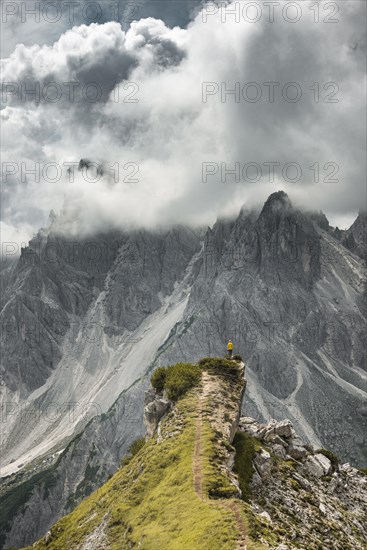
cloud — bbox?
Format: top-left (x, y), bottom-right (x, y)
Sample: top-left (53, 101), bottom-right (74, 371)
top-left (1, 1), bottom-right (366, 246)
top-left (0, 0), bottom-right (201, 57)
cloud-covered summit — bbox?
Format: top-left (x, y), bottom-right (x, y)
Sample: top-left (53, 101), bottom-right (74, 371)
top-left (1, 1), bottom-right (366, 244)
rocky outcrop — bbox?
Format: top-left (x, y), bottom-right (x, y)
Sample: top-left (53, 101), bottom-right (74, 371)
top-left (239, 416), bottom-right (367, 550)
top-left (240, 417), bottom-right (317, 473)
top-left (343, 212), bottom-right (367, 262)
top-left (143, 388), bottom-right (171, 437)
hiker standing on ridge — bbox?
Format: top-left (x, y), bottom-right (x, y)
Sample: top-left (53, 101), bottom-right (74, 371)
top-left (227, 340), bottom-right (233, 358)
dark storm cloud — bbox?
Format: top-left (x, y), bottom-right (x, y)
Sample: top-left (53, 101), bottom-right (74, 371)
top-left (1, 18), bottom-right (186, 109)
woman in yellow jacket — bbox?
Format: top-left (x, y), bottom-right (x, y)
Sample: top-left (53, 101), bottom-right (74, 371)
top-left (227, 340), bottom-right (233, 358)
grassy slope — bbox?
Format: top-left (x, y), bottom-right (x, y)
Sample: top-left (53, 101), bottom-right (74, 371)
top-left (20, 359), bottom-right (269, 550)
top-left (21, 388), bottom-right (253, 549)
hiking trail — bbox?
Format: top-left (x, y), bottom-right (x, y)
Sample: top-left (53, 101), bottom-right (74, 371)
top-left (193, 370), bottom-right (248, 550)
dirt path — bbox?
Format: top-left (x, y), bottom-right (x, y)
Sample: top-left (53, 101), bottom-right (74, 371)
top-left (193, 372), bottom-right (248, 550)
top-left (223, 501), bottom-right (248, 550)
top-left (193, 394), bottom-right (204, 499)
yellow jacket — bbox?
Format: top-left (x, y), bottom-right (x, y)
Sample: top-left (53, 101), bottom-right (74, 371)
top-left (227, 341), bottom-right (233, 351)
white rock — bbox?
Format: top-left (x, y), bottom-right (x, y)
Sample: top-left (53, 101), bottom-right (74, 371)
top-left (292, 473), bottom-right (312, 492)
top-left (241, 416), bottom-right (257, 424)
top-left (246, 424), bottom-right (260, 435)
top-left (303, 455), bottom-right (325, 478)
top-left (314, 453), bottom-right (332, 475)
top-left (275, 419), bottom-right (293, 438)
top-left (254, 449), bottom-right (272, 479)
top-left (259, 449), bottom-right (271, 460)
top-left (256, 427), bottom-right (267, 440)
top-left (288, 445), bottom-right (308, 460)
top-left (259, 511), bottom-right (272, 523)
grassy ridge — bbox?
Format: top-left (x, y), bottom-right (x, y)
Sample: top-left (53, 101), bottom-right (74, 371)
top-left (21, 359), bottom-right (266, 550)
top-left (23, 390), bottom-right (239, 549)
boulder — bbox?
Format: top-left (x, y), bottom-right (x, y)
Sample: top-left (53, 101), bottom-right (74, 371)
top-left (314, 453), bottom-right (332, 475)
top-left (256, 427), bottom-right (267, 440)
top-left (243, 423), bottom-right (260, 436)
top-left (259, 511), bottom-right (272, 523)
top-left (272, 444), bottom-right (286, 458)
top-left (265, 434), bottom-right (287, 447)
top-left (275, 419), bottom-right (293, 438)
top-left (264, 419), bottom-right (277, 438)
top-left (303, 456), bottom-right (324, 478)
top-left (240, 416), bottom-right (257, 424)
top-left (254, 449), bottom-right (272, 480)
top-left (292, 473), bottom-right (312, 492)
top-left (288, 445), bottom-right (308, 461)
top-left (287, 434), bottom-right (308, 461)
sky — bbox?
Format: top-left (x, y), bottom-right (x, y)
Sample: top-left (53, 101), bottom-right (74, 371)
top-left (1, 0), bottom-right (366, 246)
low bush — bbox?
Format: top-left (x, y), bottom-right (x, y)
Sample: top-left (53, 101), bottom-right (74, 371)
top-left (151, 367), bottom-right (167, 394)
top-left (151, 362), bottom-right (201, 401)
top-left (232, 354), bottom-right (243, 362)
top-left (120, 438), bottom-right (146, 467)
top-left (165, 363), bottom-right (201, 401)
top-left (128, 438), bottom-right (146, 457)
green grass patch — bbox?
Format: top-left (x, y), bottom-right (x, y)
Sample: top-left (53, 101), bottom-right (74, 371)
top-left (232, 432), bottom-right (257, 501)
top-left (198, 357), bottom-right (242, 379)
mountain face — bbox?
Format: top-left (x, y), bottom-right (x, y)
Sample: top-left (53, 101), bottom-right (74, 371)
top-left (0, 224), bottom-right (201, 476)
top-left (0, 226), bottom-right (200, 394)
top-left (0, 192), bottom-right (366, 548)
top-left (18, 360), bottom-right (367, 550)
top-left (159, 192), bottom-right (366, 465)
top-left (342, 212), bottom-right (367, 262)
top-left (0, 379), bottom-right (148, 550)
